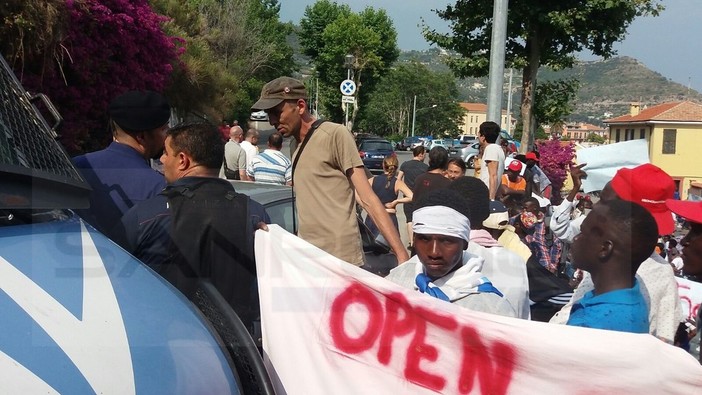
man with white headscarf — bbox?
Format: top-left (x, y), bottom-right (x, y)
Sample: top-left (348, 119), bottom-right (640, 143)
top-left (385, 189), bottom-right (518, 317)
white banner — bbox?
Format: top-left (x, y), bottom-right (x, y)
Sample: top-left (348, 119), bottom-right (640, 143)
top-left (576, 140), bottom-right (650, 193)
top-left (677, 277), bottom-right (702, 321)
top-left (256, 225), bottom-right (702, 394)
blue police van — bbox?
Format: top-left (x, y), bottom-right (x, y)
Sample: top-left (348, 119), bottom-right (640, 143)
top-left (0, 55), bottom-right (272, 394)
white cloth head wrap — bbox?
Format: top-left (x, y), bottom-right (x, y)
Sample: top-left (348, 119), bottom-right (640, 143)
top-left (412, 206), bottom-right (471, 243)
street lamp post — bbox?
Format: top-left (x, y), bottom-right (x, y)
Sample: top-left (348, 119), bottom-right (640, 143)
top-left (410, 95), bottom-right (437, 137)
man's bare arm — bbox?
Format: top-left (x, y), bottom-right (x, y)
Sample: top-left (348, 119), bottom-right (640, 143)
top-left (487, 160), bottom-right (499, 200)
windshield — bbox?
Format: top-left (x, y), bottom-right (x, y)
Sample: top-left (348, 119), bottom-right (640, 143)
top-left (361, 141), bottom-right (393, 151)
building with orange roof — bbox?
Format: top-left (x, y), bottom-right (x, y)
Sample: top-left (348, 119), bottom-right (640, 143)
top-left (605, 101), bottom-right (702, 199)
top-left (458, 102), bottom-right (512, 136)
top-left (558, 122), bottom-right (609, 142)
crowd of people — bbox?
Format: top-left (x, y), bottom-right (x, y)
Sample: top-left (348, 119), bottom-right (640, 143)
top-left (72, 78), bottom-right (701, 363)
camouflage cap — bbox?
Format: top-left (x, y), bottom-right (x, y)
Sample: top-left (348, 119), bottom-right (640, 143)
top-left (251, 77), bottom-right (307, 110)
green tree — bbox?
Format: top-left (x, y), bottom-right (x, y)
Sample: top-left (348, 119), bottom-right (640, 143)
top-left (533, 78), bottom-right (581, 135)
top-left (153, 0), bottom-right (295, 124)
top-left (360, 62), bottom-right (464, 137)
top-left (300, 0), bottom-right (399, 129)
top-left (585, 132), bottom-right (606, 144)
top-left (424, 0), bottom-right (663, 152)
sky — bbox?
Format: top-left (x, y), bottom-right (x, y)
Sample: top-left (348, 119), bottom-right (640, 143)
top-left (279, 0), bottom-right (702, 93)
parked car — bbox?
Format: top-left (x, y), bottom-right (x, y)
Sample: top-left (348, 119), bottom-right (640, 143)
top-left (358, 139), bottom-right (395, 174)
top-left (448, 141), bottom-right (481, 168)
top-left (230, 181), bottom-right (398, 276)
top-left (250, 110), bottom-right (268, 121)
top-left (395, 136), bottom-right (421, 151)
top-left (0, 54), bottom-right (272, 394)
top-left (427, 139), bottom-right (453, 151)
top-left (412, 138), bottom-right (427, 149)
top-left (499, 130), bottom-right (520, 153)
top-left (354, 133), bottom-right (382, 148)
top-left (458, 134), bottom-right (478, 145)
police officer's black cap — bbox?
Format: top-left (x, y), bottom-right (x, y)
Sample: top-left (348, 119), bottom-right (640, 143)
top-left (108, 91), bottom-right (171, 132)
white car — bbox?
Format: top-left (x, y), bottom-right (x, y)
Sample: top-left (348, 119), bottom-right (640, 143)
top-left (250, 110), bottom-right (268, 121)
top-left (426, 139), bottom-right (447, 150)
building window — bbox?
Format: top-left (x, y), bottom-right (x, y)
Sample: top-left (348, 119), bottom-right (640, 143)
top-left (662, 129), bottom-right (676, 154)
top-left (639, 128), bottom-right (646, 139)
top-left (625, 128), bottom-right (634, 140)
top-left (615, 129), bottom-right (621, 142)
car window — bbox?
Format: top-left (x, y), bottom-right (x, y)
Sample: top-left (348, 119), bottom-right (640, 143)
top-left (360, 141), bottom-right (393, 151)
top-left (265, 199), bottom-right (297, 234)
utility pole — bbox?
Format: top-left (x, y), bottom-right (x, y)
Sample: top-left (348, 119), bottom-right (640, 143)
top-left (486, 0), bottom-right (509, 124)
top-left (506, 68), bottom-right (513, 134)
top-left (411, 95), bottom-right (417, 137)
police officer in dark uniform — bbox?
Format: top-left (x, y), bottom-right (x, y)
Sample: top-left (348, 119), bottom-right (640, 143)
top-left (73, 91), bottom-right (171, 236)
top-left (111, 122), bottom-right (270, 331)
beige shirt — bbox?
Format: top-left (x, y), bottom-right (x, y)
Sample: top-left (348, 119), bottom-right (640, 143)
top-left (292, 122), bottom-right (364, 265)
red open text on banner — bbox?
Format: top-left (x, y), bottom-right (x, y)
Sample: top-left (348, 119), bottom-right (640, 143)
top-left (676, 277), bottom-right (702, 321)
top-left (255, 225), bottom-right (702, 394)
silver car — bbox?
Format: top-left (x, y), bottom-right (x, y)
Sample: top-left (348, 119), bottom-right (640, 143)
top-left (448, 141), bottom-right (481, 168)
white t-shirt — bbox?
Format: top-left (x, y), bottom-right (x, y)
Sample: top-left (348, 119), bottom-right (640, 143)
top-left (240, 140), bottom-right (258, 169)
top-left (479, 143), bottom-right (505, 196)
top-left (672, 256), bottom-right (684, 271)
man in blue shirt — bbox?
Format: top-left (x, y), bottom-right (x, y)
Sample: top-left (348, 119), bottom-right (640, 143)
top-left (566, 199), bottom-right (657, 333)
top-left (73, 91), bottom-right (170, 236)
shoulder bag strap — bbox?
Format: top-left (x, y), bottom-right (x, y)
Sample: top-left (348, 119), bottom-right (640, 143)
top-left (291, 119), bottom-right (325, 181)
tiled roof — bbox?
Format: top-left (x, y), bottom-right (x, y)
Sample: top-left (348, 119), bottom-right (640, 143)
top-left (460, 102), bottom-right (488, 112)
top-left (605, 101), bottom-right (702, 123)
top-left (459, 102), bottom-right (507, 115)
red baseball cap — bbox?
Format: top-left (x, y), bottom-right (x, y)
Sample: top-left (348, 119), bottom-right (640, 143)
top-left (525, 152), bottom-right (539, 161)
top-left (507, 159), bottom-right (523, 172)
top-left (666, 199), bottom-right (702, 224)
top-left (611, 163), bottom-right (675, 235)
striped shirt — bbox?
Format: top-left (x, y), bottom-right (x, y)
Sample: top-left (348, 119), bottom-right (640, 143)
top-left (247, 149), bottom-right (292, 185)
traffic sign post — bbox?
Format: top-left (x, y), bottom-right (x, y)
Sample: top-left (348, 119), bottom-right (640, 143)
top-left (340, 79), bottom-right (356, 128)
top-left (339, 79), bottom-right (356, 96)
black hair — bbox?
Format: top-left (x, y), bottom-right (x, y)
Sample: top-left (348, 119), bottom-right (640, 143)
top-left (448, 176), bottom-right (489, 229)
top-left (415, 188), bottom-right (471, 222)
top-left (427, 146), bottom-right (449, 171)
top-left (523, 196), bottom-right (540, 207)
top-left (600, 199), bottom-right (658, 273)
top-left (268, 132), bottom-right (283, 149)
top-left (167, 122), bottom-right (224, 170)
top-left (448, 158), bottom-right (467, 172)
top-left (479, 121), bottom-right (500, 143)
top-left (412, 145), bottom-right (426, 157)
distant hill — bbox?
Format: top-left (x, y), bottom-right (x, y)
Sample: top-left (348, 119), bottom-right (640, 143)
top-left (397, 49), bottom-right (702, 125)
top-left (290, 36), bottom-right (702, 125)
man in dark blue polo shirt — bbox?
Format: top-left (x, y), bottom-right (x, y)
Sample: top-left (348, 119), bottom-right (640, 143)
top-left (73, 91), bottom-right (170, 236)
